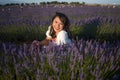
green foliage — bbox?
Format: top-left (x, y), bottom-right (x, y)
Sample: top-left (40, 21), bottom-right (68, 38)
top-left (97, 24), bottom-right (120, 41)
top-left (0, 25), bottom-right (47, 43)
top-left (71, 26), bottom-right (84, 39)
top-left (0, 23), bottom-right (120, 43)
top-left (70, 23), bottom-right (120, 41)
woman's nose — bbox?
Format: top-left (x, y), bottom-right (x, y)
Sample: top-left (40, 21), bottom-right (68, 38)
top-left (56, 23), bottom-right (60, 27)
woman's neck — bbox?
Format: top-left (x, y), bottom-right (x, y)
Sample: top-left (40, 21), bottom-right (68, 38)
top-left (55, 32), bottom-right (59, 36)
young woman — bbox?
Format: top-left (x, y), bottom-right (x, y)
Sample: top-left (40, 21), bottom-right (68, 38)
top-left (32, 12), bottom-right (71, 47)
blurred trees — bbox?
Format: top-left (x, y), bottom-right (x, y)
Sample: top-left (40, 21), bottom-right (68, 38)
top-left (1, 1), bottom-right (86, 6)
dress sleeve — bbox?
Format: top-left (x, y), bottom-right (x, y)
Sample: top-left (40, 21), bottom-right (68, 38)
top-left (46, 26), bottom-right (52, 38)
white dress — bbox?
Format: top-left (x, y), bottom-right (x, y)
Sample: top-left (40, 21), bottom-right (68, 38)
top-left (56, 30), bottom-right (71, 45)
top-left (46, 26), bottom-right (71, 45)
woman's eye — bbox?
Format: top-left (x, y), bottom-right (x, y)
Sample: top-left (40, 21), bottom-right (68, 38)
top-left (60, 23), bottom-right (63, 26)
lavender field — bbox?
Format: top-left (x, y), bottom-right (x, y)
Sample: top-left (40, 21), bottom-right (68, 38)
top-left (0, 4), bottom-right (120, 80)
top-left (0, 4), bottom-right (120, 41)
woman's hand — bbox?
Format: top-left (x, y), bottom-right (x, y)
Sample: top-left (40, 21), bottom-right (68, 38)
top-left (46, 36), bottom-right (52, 40)
top-left (32, 40), bottom-right (39, 46)
top-left (52, 38), bottom-right (56, 42)
top-left (46, 37), bottom-right (56, 42)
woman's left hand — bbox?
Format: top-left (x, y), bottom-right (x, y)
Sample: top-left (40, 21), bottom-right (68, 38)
top-left (32, 40), bottom-right (39, 46)
top-left (52, 38), bottom-right (56, 42)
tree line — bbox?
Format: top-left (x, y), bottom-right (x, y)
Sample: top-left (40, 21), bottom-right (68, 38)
top-left (0, 1), bottom-right (86, 6)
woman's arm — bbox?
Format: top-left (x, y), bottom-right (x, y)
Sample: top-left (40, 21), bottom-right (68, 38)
top-left (46, 26), bottom-right (52, 40)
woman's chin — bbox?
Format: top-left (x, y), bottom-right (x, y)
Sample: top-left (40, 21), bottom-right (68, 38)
top-left (55, 30), bottom-right (60, 32)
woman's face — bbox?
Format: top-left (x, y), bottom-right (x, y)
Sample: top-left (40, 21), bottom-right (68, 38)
top-left (52, 16), bottom-right (64, 33)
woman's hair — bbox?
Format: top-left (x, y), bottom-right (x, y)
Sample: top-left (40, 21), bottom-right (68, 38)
top-left (50, 12), bottom-right (71, 38)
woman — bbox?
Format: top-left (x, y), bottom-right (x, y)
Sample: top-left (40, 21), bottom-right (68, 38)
top-left (32, 12), bottom-right (71, 47)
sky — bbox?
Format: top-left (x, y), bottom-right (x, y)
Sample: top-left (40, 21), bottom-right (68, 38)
top-left (0, 0), bottom-right (120, 5)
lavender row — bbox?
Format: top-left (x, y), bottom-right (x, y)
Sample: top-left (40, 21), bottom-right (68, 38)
top-left (0, 15), bottom-right (120, 27)
top-left (0, 5), bottom-right (120, 26)
top-left (0, 39), bottom-right (120, 80)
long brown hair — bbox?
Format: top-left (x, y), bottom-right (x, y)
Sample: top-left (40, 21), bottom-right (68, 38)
top-left (49, 12), bottom-right (71, 38)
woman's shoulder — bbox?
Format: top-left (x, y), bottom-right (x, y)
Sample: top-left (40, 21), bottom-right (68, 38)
top-left (58, 30), bottom-right (67, 35)
top-left (56, 30), bottom-right (71, 45)
top-left (57, 30), bottom-right (68, 38)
